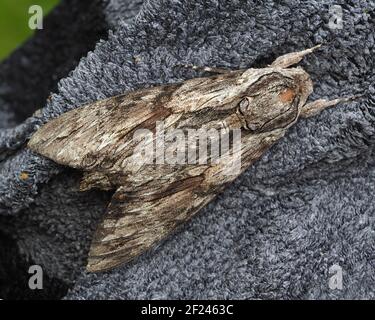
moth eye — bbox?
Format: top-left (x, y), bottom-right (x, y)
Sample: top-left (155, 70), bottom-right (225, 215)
top-left (239, 98), bottom-right (250, 113)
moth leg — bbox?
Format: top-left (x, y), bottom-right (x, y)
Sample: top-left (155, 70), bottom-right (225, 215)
top-left (80, 171), bottom-right (113, 192)
top-left (182, 64), bottom-right (232, 74)
top-left (270, 44), bottom-right (322, 68)
top-left (300, 96), bottom-right (359, 119)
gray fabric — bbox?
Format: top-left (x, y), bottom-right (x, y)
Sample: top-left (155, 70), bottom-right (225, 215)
top-left (1, 0), bottom-right (374, 299)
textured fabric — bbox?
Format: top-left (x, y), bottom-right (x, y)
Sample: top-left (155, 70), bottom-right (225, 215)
top-left (0, 0), bottom-right (374, 299)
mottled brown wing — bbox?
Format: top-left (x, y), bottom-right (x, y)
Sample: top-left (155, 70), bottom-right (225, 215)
top-left (28, 85), bottom-right (177, 170)
top-left (87, 176), bottom-right (216, 272)
top-left (86, 129), bottom-right (285, 272)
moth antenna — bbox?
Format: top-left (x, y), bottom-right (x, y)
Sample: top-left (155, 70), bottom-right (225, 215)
top-left (270, 44), bottom-right (322, 68)
top-left (300, 94), bottom-right (363, 119)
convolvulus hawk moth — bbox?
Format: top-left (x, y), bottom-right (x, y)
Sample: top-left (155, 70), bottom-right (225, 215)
top-left (28, 45), bottom-right (354, 272)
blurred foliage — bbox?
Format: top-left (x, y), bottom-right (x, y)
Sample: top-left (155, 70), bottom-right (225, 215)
top-left (0, 0), bottom-right (59, 61)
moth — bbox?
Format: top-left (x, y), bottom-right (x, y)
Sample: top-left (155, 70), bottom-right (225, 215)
top-left (28, 46), bottom-right (353, 272)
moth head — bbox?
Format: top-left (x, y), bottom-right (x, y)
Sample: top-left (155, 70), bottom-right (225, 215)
top-left (237, 68), bottom-right (313, 133)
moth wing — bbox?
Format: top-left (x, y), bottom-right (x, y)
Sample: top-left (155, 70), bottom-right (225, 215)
top-left (87, 177), bottom-right (215, 272)
top-left (28, 87), bottom-right (174, 170)
top-left (87, 128), bottom-right (286, 272)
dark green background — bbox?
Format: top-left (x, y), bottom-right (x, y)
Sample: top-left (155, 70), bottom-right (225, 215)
top-left (0, 0), bottom-right (59, 61)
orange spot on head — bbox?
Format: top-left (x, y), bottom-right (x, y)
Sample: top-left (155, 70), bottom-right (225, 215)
top-left (20, 172), bottom-right (29, 181)
top-left (279, 88), bottom-right (296, 103)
